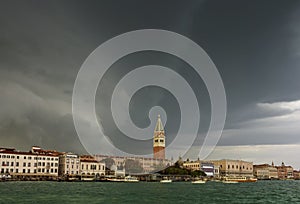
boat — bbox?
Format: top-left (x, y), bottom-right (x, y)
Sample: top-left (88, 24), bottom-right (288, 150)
top-left (124, 176), bottom-right (139, 182)
top-left (160, 177), bottom-right (172, 183)
top-left (106, 178), bottom-right (125, 182)
top-left (191, 180), bottom-right (206, 184)
top-left (0, 174), bottom-right (12, 181)
top-left (160, 179), bottom-right (172, 183)
top-left (222, 176), bottom-right (257, 183)
top-left (81, 177), bottom-right (95, 181)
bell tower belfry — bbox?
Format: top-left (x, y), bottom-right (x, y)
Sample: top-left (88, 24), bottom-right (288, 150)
top-left (153, 115), bottom-right (165, 160)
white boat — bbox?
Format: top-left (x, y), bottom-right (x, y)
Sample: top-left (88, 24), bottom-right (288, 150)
top-left (160, 177), bottom-right (172, 183)
top-left (191, 180), bottom-right (206, 184)
top-left (124, 176), bottom-right (139, 182)
top-left (160, 179), bottom-right (172, 183)
top-left (222, 176), bottom-right (257, 183)
top-left (81, 176), bottom-right (95, 181)
top-left (106, 178), bottom-right (125, 182)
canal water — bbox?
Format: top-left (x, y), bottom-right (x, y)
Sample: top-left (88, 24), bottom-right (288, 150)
top-left (0, 180), bottom-right (299, 203)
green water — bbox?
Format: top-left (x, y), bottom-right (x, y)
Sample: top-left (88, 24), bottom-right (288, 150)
top-left (0, 180), bottom-right (299, 203)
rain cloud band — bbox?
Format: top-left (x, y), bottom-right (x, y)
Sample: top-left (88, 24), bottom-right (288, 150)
top-left (72, 29), bottom-right (227, 159)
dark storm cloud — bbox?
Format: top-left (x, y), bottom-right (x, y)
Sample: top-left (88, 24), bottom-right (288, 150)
top-left (0, 0), bottom-right (300, 155)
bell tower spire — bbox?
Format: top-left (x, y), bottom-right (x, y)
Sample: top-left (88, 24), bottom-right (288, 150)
top-left (153, 114), bottom-right (165, 160)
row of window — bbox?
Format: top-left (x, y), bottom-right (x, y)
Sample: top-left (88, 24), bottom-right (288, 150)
top-left (65, 159), bottom-right (80, 164)
top-left (0, 168), bottom-right (58, 174)
top-left (82, 173), bottom-right (104, 176)
top-left (1, 161), bottom-right (58, 167)
top-left (66, 170), bottom-right (79, 175)
top-left (81, 164), bottom-right (105, 171)
top-left (185, 164), bottom-right (200, 168)
top-left (0, 155), bottom-right (58, 161)
top-left (154, 139), bottom-right (164, 143)
top-left (220, 164), bottom-right (252, 171)
top-left (0, 155), bottom-right (18, 159)
top-left (66, 165), bottom-right (79, 169)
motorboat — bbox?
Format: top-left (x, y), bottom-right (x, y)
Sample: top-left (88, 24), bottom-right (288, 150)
top-left (124, 176), bottom-right (139, 182)
top-left (191, 180), bottom-right (206, 184)
top-left (160, 177), bottom-right (172, 183)
top-left (106, 178), bottom-right (125, 182)
top-left (222, 176), bottom-right (257, 183)
top-left (160, 179), bottom-right (172, 183)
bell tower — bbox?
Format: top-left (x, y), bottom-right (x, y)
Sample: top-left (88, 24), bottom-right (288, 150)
top-left (153, 115), bottom-right (165, 160)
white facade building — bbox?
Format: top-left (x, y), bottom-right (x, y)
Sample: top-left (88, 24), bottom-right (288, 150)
top-left (0, 146), bottom-right (59, 179)
top-left (80, 156), bottom-right (105, 177)
top-left (59, 153), bottom-right (80, 176)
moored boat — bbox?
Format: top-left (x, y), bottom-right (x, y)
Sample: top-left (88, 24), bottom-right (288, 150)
top-left (160, 177), bottom-right (172, 183)
top-left (222, 176), bottom-right (257, 183)
top-left (106, 178), bottom-right (125, 182)
top-left (160, 179), bottom-right (172, 183)
top-left (81, 176), bottom-right (95, 181)
top-left (124, 176), bottom-right (139, 182)
top-left (191, 180), bottom-right (206, 184)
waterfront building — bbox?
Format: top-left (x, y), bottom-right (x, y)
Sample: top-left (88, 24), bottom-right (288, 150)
top-left (80, 155), bottom-right (105, 177)
top-left (201, 162), bottom-right (214, 177)
top-left (213, 165), bottom-right (220, 178)
top-left (94, 116), bottom-right (172, 173)
top-left (183, 160), bottom-right (200, 171)
top-left (153, 115), bottom-right (165, 160)
top-left (253, 164), bottom-right (269, 179)
top-left (276, 162), bottom-right (293, 179)
top-left (253, 163), bottom-right (278, 180)
top-left (58, 153), bottom-right (80, 176)
top-left (209, 159), bottom-right (253, 177)
top-left (293, 170), bottom-right (300, 180)
top-left (0, 146), bottom-right (60, 179)
top-left (94, 154), bottom-right (172, 173)
top-left (182, 160), bottom-right (215, 177)
top-left (110, 164), bottom-right (126, 177)
top-left (269, 162), bottom-right (279, 179)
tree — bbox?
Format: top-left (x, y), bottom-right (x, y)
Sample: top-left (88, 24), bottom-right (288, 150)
top-left (159, 166), bottom-right (190, 175)
top-left (158, 165), bottom-right (206, 176)
top-left (191, 170), bottom-right (206, 177)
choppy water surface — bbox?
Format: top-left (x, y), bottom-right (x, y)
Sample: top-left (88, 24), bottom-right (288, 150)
top-left (0, 180), bottom-right (299, 203)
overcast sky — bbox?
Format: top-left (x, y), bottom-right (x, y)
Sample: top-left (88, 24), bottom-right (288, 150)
top-left (1, 0), bottom-right (300, 168)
